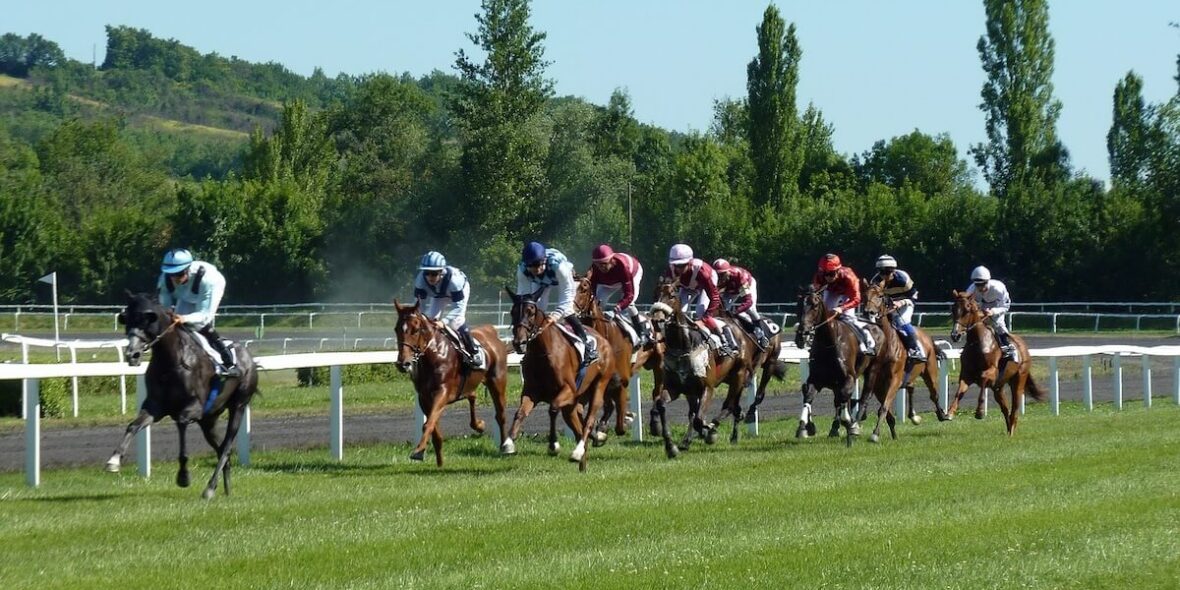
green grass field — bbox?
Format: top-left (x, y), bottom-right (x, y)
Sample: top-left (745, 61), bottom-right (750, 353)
top-left (2, 403), bottom-right (1177, 589)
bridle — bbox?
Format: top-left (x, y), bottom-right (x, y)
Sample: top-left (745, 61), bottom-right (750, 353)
top-left (124, 315), bottom-right (180, 360)
top-left (396, 311), bottom-right (440, 367)
top-left (511, 299), bottom-right (546, 353)
top-left (950, 296), bottom-right (985, 342)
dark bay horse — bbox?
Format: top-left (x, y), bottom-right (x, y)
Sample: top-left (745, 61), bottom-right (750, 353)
top-left (861, 282), bottom-right (950, 426)
top-left (732, 310), bottom-right (787, 425)
top-left (641, 275), bottom-right (679, 436)
top-left (795, 285), bottom-right (879, 446)
top-left (573, 275), bottom-right (634, 443)
top-left (106, 292), bottom-right (259, 499)
top-left (501, 288), bottom-right (617, 471)
top-left (949, 290), bottom-right (1044, 435)
top-left (653, 301), bottom-right (756, 458)
top-left (394, 301), bottom-right (509, 466)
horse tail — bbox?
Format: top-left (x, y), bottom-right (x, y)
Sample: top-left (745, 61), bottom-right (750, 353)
top-left (1023, 371), bottom-right (1046, 401)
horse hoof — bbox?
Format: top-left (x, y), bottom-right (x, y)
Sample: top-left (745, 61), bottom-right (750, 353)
top-left (176, 471), bottom-right (191, 488)
top-left (201, 488), bottom-right (216, 501)
top-left (870, 433), bottom-right (880, 444)
top-left (104, 458), bottom-right (121, 473)
top-left (472, 420), bottom-right (486, 434)
top-left (806, 422), bottom-right (818, 437)
top-left (569, 442), bottom-right (586, 462)
top-left (666, 445), bottom-right (680, 459)
top-left (592, 431), bottom-right (608, 447)
top-left (910, 414), bottom-right (923, 426)
top-left (937, 412), bottom-right (951, 422)
top-left (705, 430), bottom-right (718, 445)
top-left (974, 410), bottom-right (986, 420)
top-left (849, 424), bottom-right (862, 437)
top-left (649, 419), bottom-right (662, 437)
top-left (548, 442), bottom-right (561, 456)
top-left (624, 412), bottom-right (635, 426)
top-left (729, 432), bottom-right (739, 445)
top-left (828, 428), bottom-right (841, 438)
top-left (409, 451), bottom-right (425, 462)
top-left (500, 439), bottom-right (517, 455)
top-left (795, 425), bottom-right (810, 439)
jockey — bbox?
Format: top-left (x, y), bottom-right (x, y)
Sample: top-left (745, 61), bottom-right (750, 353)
top-left (666, 243), bottom-right (738, 357)
top-left (811, 253), bottom-right (876, 355)
top-left (713, 258), bottom-right (773, 349)
top-left (156, 248), bottom-right (240, 378)
top-left (587, 243), bottom-right (653, 345)
top-left (869, 254), bottom-right (926, 361)
top-left (517, 241), bottom-right (598, 363)
top-left (966, 265), bottom-right (1017, 361)
top-left (413, 251), bottom-right (484, 368)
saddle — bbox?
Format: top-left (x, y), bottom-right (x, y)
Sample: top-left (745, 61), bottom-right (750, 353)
top-left (193, 331), bottom-right (237, 372)
top-left (440, 325), bottom-right (487, 371)
top-left (602, 310), bottom-right (642, 348)
top-left (554, 322), bottom-right (598, 366)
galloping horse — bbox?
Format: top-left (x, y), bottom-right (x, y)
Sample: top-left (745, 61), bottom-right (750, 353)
top-left (573, 275), bottom-right (634, 443)
top-left (795, 285), bottom-right (880, 445)
top-left (641, 275), bottom-right (678, 436)
top-left (393, 300), bottom-right (509, 466)
top-left (501, 288), bottom-right (617, 471)
top-left (653, 301), bottom-right (756, 458)
top-left (861, 282), bottom-right (950, 425)
top-left (949, 290), bottom-right (1044, 435)
top-left (106, 292), bottom-right (259, 499)
top-left (730, 311), bottom-right (787, 425)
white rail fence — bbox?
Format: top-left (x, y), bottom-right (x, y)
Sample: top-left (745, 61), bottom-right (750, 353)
top-left (3, 342), bottom-right (1179, 489)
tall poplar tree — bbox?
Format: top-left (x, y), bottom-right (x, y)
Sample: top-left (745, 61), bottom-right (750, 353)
top-left (746, 5), bottom-right (802, 207)
top-left (1107, 72), bottom-right (1151, 187)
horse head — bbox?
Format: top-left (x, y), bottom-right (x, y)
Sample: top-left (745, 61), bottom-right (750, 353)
top-left (862, 280), bottom-right (892, 326)
top-left (393, 299), bottom-right (434, 372)
top-left (117, 290), bottom-right (170, 366)
top-left (949, 289), bottom-right (983, 343)
top-left (795, 285), bottom-right (826, 349)
top-left (505, 286), bottom-right (547, 353)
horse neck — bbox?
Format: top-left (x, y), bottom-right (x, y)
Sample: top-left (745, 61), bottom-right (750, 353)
top-left (151, 327), bottom-right (190, 371)
top-left (420, 324), bottom-right (456, 365)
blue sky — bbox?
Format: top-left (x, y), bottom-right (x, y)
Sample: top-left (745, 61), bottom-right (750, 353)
top-left (7, 1), bottom-right (1177, 183)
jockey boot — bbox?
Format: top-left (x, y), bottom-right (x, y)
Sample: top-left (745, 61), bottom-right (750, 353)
top-left (841, 315), bottom-right (875, 356)
top-left (566, 315), bottom-right (599, 364)
top-left (631, 313), bottom-right (652, 346)
top-left (755, 318), bottom-right (773, 349)
top-left (720, 325), bottom-right (739, 357)
top-left (995, 331), bottom-right (1017, 361)
top-left (458, 325), bottom-right (485, 369)
top-left (901, 325), bottom-right (926, 361)
top-left (201, 326), bottom-right (242, 378)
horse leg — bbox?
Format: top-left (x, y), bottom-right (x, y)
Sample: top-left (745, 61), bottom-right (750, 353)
top-left (839, 377), bottom-right (859, 447)
top-left (202, 406), bottom-right (245, 500)
top-left (1007, 373), bottom-right (1028, 436)
top-left (873, 374), bottom-right (904, 443)
top-left (921, 365), bottom-right (949, 422)
top-left (106, 408), bottom-right (164, 472)
top-left (431, 424), bottom-right (445, 467)
top-left (682, 393), bottom-right (703, 450)
top-left (502, 395), bottom-right (536, 455)
top-left (466, 389), bottom-right (486, 435)
top-left (547, 406), bottom-right (562, 456)
top-left (613, 376), bottom-right (630, 436)
top-left (657, 393), bottom-right (679, 459)
top-left (905, 385), bottom-right (920, 425)
top-left (411, 388), bottom-right (448, 464)
top-left (487, 371), bottom-right (509, 450)
top-left (175, 421), bottom-right (191, 488)
top-left (797, 380), bottom-right (819, 439)
top-left (648, 368), bottom-right (665, 437)
top-left (989, 376), bottom-right (1011, 433)
top-left (196, 415), bottom-right (224, 491)
top-left (948, 379), bottom-right (970, 420)
top-left (573, 379), bottom-right (607, 471)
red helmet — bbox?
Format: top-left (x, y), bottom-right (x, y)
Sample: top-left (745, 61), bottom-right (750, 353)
top-left (591, 244), bottom-right (614, 263)
top-left (818, 253), bottom-right (842, 272)
top-left (712, 258), bottom-right (731, 273)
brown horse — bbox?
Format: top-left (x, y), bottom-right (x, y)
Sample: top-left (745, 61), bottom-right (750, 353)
top-left (795, 285), bottom-right (881, 446)
top-left (393, 301), bottom-right (509, 466)
top-left (501, 287), bottom-right (617, 471)
top-left (653, 301), bottom-right (756, 458)
top-left (861, 282), bottom-right (950, 425)
top-left (948, 290), bottom-right (1044, 435)
top-left (573, 275), bottom-right (634, 443)
top-left (729, 310), bottom-right (787, 425)
top-left (641, 275), bottom-right (679, 436)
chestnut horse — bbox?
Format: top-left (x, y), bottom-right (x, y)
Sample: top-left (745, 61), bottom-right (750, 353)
top-left (653, 301), bottom-right (756, 458)
top-left (573, 275), bottom-right (634, 443)
top-left (106, 292), bottom-right (259, 499)
top-left (794, 285), bottom-right (880, 446)
top-left (393, 300), bottom-right (509, 466)
top-left (861, 282), bottom-right (950, 425)
top-left (949, 290), bottom-right (1044, 435)
top-left (501, 288), bottom-right (617, 471)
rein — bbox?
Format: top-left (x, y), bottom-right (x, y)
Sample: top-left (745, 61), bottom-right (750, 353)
top-left (134, 319), bottom-right (181, 355)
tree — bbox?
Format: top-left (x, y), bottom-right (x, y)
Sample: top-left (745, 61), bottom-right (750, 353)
top-left (971, 0), bottom-right (1067, 196)
top-left (746, 5), bottom-right (803, 207)
top-left (855, 130), bottom-right (974, 196)
top-left (590, 88), bottom-right (640, 162)
top-left (1107, 72), bottom-right (1152, 187)
top-left (451, 0), bottom-right (553, 241)
top-left (0, 33), bottom-right (65, 77)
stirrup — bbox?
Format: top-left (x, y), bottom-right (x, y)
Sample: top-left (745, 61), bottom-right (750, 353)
top-left (907, 347), bottom-right (927, 361)
top-left (219, 364), bottom-right (243, 378)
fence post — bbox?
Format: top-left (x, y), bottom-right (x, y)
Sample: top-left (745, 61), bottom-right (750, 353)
top-left (238, 405), bottom-right (252, 466)
top-left (25, 377), bottom-right (40, 487)
top-left (1172, 356), bottom-right (1179, 405)
top-left (20, 342), bottom-right (29, 419)
top-left (1142, 355), bottom-right (1152, 409)
top-left (1051, 313), bottom-right (1058, 334)
top-left (894, 382), bottom-right (906, 421)
top-left (116, 347), bottom-right (127, 414)
top-left (69, 346), bottom-right (79, 418)
top-left (135, 374), bottom-right (150, 478)
top-left (1083, 356), bottom-right (1093, 411)
top-left (630, 374), bottom-right (643, 442)
top-left (1048, 357), bottom-right (1059, 416)
top-left (939, 357), bottom-right (949, 411)
top-left (259, 313), bottom-right (266, 339)
top-left (309, 312), bottom-right (316, 329)
top-left (1113, 354), bottom-right (1123, 410)
top-left (330, 365), bottom-right (344, 461)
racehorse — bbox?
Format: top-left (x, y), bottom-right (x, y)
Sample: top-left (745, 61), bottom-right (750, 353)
top-left (501, 287), bottom-right (617, 471)
top-left (573, 275), bottom-right (634, 443)
top-left (861, 282), bottom-right (950, 425)
top-left (949, 290), bottom-right (1044, 435)
top-left (728, 311), bottom-right (787, 426)
top-left (794, 285), bottom-right (880, 446)
top-left (641, 275), bottom-right (679, 436)
top-left (106, 292), bottom-right (259, 499)
top-left (393, 300), bottom-right (509, 466)
top-left (653, 300), bottom-right (756, 458)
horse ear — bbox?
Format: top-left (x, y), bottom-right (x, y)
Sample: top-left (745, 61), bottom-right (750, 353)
top-left (393, 298), bottom-right (403, 311)
top-left (951, 289), bottom-right (960, 297)
top-left (503, 286), bottom-right (517, 301)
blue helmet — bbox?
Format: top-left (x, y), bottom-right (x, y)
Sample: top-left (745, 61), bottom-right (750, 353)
top-left (419, 251), bottom-right (447, 271)
top-left (521, 241), bottom-right (547, 265)
top-left (161, 248), bottom-right (194, 274)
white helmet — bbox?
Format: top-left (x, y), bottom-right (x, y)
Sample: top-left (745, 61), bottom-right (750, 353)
top-left (668, 243), bottom-right (693, 265)
top-left (875, 255), bottom-right (897, 270)
top-left (971, 266), bottom-right (991, 283)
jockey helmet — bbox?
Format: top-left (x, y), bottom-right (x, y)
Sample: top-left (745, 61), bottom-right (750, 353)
top-left (161, 248), bottom-right (194, 274)
top-left (521, 241), bottom-right (547, 265)
top-left (668, 243), bottom-right (693, 265)
top-left (818, 253), bottom-right (842, 273)
top-left (971, 266), bottom-right (991, 283)
top-left (712, 258), bottom-right (732, 273)
top-left (875, 255), bottom-right (897, 270)
top-left (419, 251), bottom-right (447, 271)
top-left (591, 244), bottom-right (615, 263)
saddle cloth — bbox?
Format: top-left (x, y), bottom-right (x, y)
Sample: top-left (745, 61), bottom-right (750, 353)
top-left (440, 325), bottom-right (487, 371)
top-left (602, 310), bottom-right (641, 348)
top-left (194, 333), bottom-right (235, 371)
top-left (554, 322), bottom-right (596, 365)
